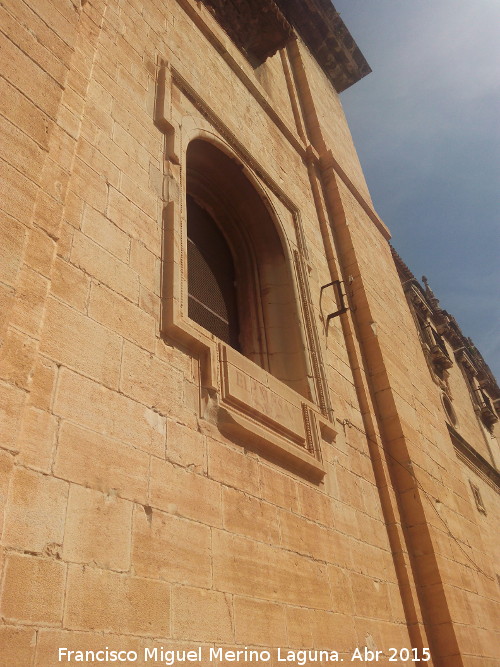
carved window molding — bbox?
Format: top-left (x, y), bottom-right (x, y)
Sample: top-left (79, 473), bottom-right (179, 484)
top-left (469, 481), bottom-right (487, 515)
top-left (457, 350), bottom-right (499, 431)
top-left (405, 284), bottom-right (452, 388)
top-left (441, 392), bottom-right (458, 427)
top-left (448, 425), bottom-right (500, 494)
top-left (156, 65), bottom-right (335, 480)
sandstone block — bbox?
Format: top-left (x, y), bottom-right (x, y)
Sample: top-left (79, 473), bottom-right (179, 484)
top-left (112, 102), bottom-right (157, 157)
top-left (0, 109), bottom-right (44, 182)
top-left (335, 466), bottom-right (365, 513)
top-left (0, 215), bottom-right (26, 287)
top-left (0, 35), bottom-right (62, 121)
top-left (1, 158), bottom-right (38, 229)
top-left (234, 596), bottom-right (287, 647)
top-left (212, 529), bottom-right (331, 609)
top-left (51, 257), bottom-right (90, 311)
top-left (222, 486), bottom-right (280, 545)
top-left (278, 508), bottom-right (330, 560)
top-left (130, 238), bottom-right (158, 293)
top-left (8, 266), bottom-right (48, 338)
top-left (63, 485), bottom-right (133, 571)
top-left (172, 585), bottom-right (233, 643)
top-left (63, 189), bottom-right (84, 229)
top-left (0, 450), bottom-right (14, 535)
top-left (150, 458), bottom-right (221, 527)
top-left (324, 529), bottom-right (352, 569)
top-left (208, 438), bottom-right (260, 496)
top-left (311, 609), bottom-right (357, 653)
top-left (0, 379), bottom-right (25, 452)
top-left (330, 499), bottom-right (359, 539)
top-left (350, 539), bottom-right (393, 581)
top-left (40, 298), bottom-right (122, 388)
top-left (88, 282), bottom-right (156, 353)
top-left (166, 419), bottom-right (206, 472)
top-left (54, 368), bottom-right (165, 457)
top-left (260, 464), bottom-right (301, 512)
top-left (0, 554), bottom-right (65, 624)
top-left (54, 422), bottom-right (149, 504)
top-left (71, 231), bottom-right (139, 302)
top-left (132, 506), bottom-right (212, 586)
top-left (24, 225), bottom-right (56, 278)
top-left (0, 283), bottom-right (14, 342)
top-left (70, 159), bottom-right (108, 213)
top-left (353, 617), bottom-right (411, 664)
top-left (65, 565), bottom-right (170, 636)
top-left (34, 189), bottom-right (62, 238)
top-left (76, 138), bottom-right (120, 189)
top-left (107, 186), bottom-right (160, 253)
top-left (120, 340), bottom-right (183, 415)
top-left (0, 77), bottom-right (50, 151)
top-left (81, 206), bottom-right (130, 262)
top-left (351, 572), bottom-right (392, 621)
top-left (119, 172), bottom-right (157, 221)
top-left (328, 564), bottom-right (355, 615)
top-left (3, 466), bottom-right (67, 553)
top-left (17, 406), bottom-right (56, 472)
top-left (56, 222), bottom-right (73, 261)
top-left (139, 285), bottom-right (158, 319)
top-left (27, 355), bottom-right (57, 412)
top-left (0, 327), bottom-right (37, 390)
top-left (0, 625), bottom-right (36, 667)
top-left (297, 482), bottom-right (334, 527)
top-left (285, 605), bottom-right (314, 649)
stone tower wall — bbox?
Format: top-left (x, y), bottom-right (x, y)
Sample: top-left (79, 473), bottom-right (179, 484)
top-left (0, 1), bottom-right (498, 665)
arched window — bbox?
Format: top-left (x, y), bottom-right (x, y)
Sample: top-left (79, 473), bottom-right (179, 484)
top-left (186, 138), bottom-right (311, 399)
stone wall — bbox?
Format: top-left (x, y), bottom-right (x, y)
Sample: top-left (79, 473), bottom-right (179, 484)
top-left (0, 1), bottom-right (498, 665)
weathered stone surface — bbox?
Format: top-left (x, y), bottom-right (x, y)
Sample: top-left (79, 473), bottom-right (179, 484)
top-left (132, 506), bottom-right (212, 586)
top-left (63, 485), bottom-right (133, 571)
top-left (64, 565), bottom-right (170, 636)
top-left (172, 585), bottom-right (233, 642)
top-left (0, 0), bottom-right (498, 663)
top-left (3, 467), bottom-right (67, 553)
top-left (0, 625), bottom-right (36, 667)
top-left (54, 422), bottom-right (149, 504)
top-left (1, 554), bottom-right (66, 625)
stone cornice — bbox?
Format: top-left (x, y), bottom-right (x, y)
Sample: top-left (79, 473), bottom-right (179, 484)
top-left (390, 246), bottom-right (500, 404)
top-left (276, 0), bottom-right (371, 92)
top-left (200, 0), bottom-right (371, 92)
top-left (200, 0), bottom-right (294, 64)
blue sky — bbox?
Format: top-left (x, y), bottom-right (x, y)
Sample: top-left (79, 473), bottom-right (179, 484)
top-left (332, 0), bottom-right (500, 379)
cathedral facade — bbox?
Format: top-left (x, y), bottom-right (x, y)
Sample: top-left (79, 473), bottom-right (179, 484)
top-left (0, 1), bottom-right (498, 665)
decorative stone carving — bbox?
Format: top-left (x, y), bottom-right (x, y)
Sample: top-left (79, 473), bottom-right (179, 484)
top-left (476, 388), bottom-right (499, 428)
top-left (392, 246), bottom-right (500, 431)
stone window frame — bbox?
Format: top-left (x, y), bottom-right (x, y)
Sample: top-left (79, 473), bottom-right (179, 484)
top-left (404, 283), bottom-right (453, 390)
top-left (184, 138), bottom-right (312, 398)
top-left (457, 349), bottom-right (499, 431)
top-left (469, 480), bottom-right (487, 515)
top-left (156, 65), bottom-right (335, 480)
top-left (441, 392), bottom-right (458, 428)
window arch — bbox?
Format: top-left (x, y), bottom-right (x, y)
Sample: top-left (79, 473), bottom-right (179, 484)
top-left (186, 138), bottom-right (311, 399)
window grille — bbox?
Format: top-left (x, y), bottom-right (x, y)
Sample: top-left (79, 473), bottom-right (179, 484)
top-left (187, 196), bottom-right (240, 350)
